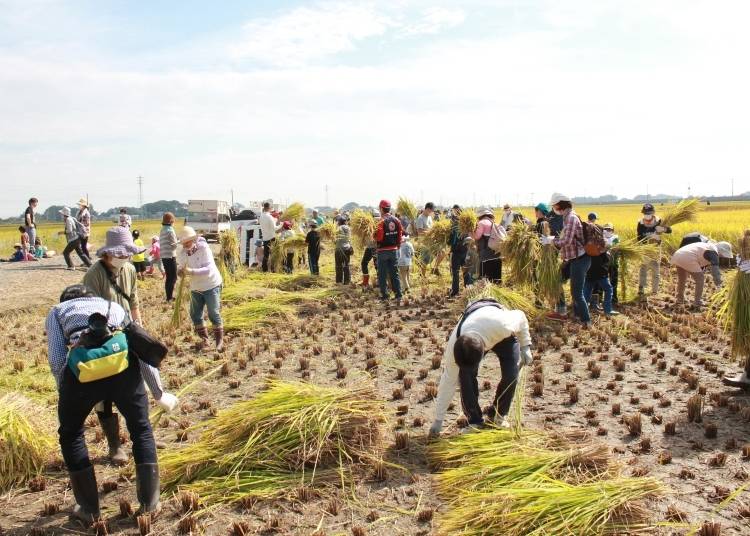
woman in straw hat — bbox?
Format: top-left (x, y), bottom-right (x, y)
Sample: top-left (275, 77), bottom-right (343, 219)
top-left (76, 197), bottom-right (92, 258)
top-left (177, 226), bottom-right (225, 351)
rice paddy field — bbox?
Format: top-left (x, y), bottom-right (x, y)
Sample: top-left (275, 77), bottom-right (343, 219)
top-left (1, 200), bottom-right (750, 535)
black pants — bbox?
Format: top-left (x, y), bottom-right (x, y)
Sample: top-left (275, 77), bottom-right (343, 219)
top-left (335, 248), bottom-right (351, 284)
top-left (479, 256), bottom-right (501, 283)
top-left (163, 257), bottom-right (177, 300)
top-left (284, 252), bottom-right (294, 274)
top-left (361, 247), bottom-right (376, 276)
top-left (610, 263), bottom-right (619, 304)
top-left (80, 236), bottom-right (90, 258)
top-left (308, 249), bottom-right (320, 275)
top-left (459, 335), bottom-right (519, 425)
top-left (262, 239), bottom-right (275, 272)
top-left (450, 248), bottom-right (469, 295)
top-left (63, 238), bottom-right (92, 269)
top-left (58, 359), bottom-right (156, 471)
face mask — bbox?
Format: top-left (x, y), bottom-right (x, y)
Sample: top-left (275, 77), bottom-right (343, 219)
top-left (643, 215), bottom-right (654, 223)
top-left (110, 257), bottom-right (129, 271)
top-left (603, 231), bottom-right (613, 239)
top-left (553, 208), bottom-right (562, 216)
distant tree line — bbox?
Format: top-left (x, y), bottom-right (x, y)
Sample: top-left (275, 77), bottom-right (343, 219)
top-left (1, 200), bottom-right (188, 223)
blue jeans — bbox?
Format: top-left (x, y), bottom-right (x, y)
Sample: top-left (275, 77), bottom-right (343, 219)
top-left (190, 285), bottom-right (223, 327)
top-left (26, 226), bottom-right (36, 251)
top-left (376, 249), bottom-right (402, 300)
top-left (585, 277), bottom-right (614, 314)
top-left (569, 255), bottom-right (591, 323)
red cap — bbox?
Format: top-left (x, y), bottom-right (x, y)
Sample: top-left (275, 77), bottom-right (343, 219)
top-left (282, 220), bottom-right (292, 230)
top-left (379, 199), bottom-right (391, 210)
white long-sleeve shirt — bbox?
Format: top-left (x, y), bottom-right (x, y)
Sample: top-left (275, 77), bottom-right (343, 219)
top-left (45, 297), bottom-right (163, 398)
top-left (177, 238), bottom-right (223, 292)
top-left (433, 306), bottom-right (531, 422)
top-left (260, 211), bottom-right (280, 242)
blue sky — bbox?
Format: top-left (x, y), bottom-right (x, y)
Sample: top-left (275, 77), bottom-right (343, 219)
top-left (1, 0), bottom-right (749, 216)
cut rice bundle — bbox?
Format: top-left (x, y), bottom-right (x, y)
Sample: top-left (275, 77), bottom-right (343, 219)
top-left (660, 198), bottom-right (700, 228)
top-left (502, 223), bottom-right (541, 287)
top-left (396, 197), bottom-right (418, 223)
top-left (349, 209), bottom-right (376, 249)
top-left (281, 202), bottom-right (305, 224)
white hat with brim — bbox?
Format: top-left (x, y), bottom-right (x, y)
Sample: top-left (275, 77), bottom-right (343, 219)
top-left (549, 193), bottom-right (571, 206)
top-left (716, 241), bottom-right (733, 259)
top-left (59, 207), bottom-right (71, 216)
top-left (476, 207), bottom-right (494, 218)
top-left (96, 226), bottom-right (146, 258)
top-left (77, 197), bottom-right (88, 207)
top-left (178, 226), bottom-right (198, 244)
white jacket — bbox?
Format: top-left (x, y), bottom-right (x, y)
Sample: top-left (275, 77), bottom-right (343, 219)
top-left (434, 306), bottom-right (531, 422)
top-left (177, 238), bottom-right (222, 292)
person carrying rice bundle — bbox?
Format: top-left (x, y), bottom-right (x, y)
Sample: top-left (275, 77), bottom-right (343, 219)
top-left (473, 208), bottom-right (504, 283)
top-left (279, 221), bottom-right (295, 274)
top-left (334, 216), bottom-right (353, 284)
top-left (374, 199), bottom-right (403, 303)
top-left (177, 226), bottom-right (225, 351)
top-left (305, 221), bottom-right (321, 275)
top-left (723, 231), bottom-right (750, 390)
top-left (670, 240), bottom-right (732, 308)
top-left (637, 203), bottom-right (671, 297)
top-left (46, 285), bottom-right (172, 524)
top-left (449, 205), bottom-right (472, 297)
top-left (429, 297), bottom-right (533, 437)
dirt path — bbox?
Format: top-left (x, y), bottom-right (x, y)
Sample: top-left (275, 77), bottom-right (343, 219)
top-left (0, 257), bottom-right (89, 314)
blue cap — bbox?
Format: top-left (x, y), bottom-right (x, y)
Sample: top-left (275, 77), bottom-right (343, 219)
top-left (588, 212), bottom-right (598, 221)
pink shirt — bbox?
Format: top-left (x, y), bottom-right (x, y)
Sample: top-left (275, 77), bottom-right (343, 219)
top-left (473, 218), bottom-right (494, 240)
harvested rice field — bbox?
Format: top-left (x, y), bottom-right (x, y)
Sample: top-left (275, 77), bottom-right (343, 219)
top-left (1, 246), bottom-right (750, 535)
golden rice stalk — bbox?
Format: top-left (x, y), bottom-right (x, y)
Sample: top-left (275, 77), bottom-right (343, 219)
top-left (318, 221), bottom-right (336, 242)
top-left (396, 197), bottom-right (418, 222)
top-left (422, 219), bottom-right (452, 256)
top-left (502, 223), bottom-right (541, 287)
top-left (463, 280), bottom-right (538, 319)
top-left (160, 381), bottom-right (386, 504)
top-left (282, 202), bottom-right (305, 224)
top-left (282, 234), bottom-right (307, 251)
top-left (269, 238), bottom-right (285, 273)
top-left (660, 198), bottom-right (700, 228)
top-left (714, 231), bottom-right (750, 365)
top-left (536, 245), bottom-right (562, 308)
top-left (170, 273), bottom-right (189, 329)
top-left (349, 209), bottom-right (376, 249)
top-left (0, 392), bottom-right (56, 491)
top-left (219, 230), bottom-right (241, 279)
top-left (611, 238), bottom-right (660, 265)
top-left (458, 210), bottom-right (478, 236)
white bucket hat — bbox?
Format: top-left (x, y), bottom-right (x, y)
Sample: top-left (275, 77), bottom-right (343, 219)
top-left (716, 241), bottom-right (733, 259)
top-left (549, 193), bottom-right (571, 206)
top-left (59, 206), bottom-right (71, 217)
top-left (178, 226), bottom-right (198, 244)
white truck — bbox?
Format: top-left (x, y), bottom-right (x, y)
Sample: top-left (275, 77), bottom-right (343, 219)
top-left (186, 200), bottom-right (231, 240)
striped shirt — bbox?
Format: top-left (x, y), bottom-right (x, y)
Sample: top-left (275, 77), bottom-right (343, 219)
top-left (45, 297), bottom-right (162, 397)
top-left (553, 208), bottom-right (585, 262)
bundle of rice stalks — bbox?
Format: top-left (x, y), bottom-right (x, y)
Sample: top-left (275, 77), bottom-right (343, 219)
top-left (396, 197), bottom-right (418, 222)
top-left (349, 209), bottom-right (376, 249)
top-left (0, 392), bottom-right (56, 491)
top-left (170, 273), bottom-right (189, 329)
top-left (715, 231), bottom-right (750, 365)
top-left (282, 202), bottom-right (305, 224)
top-left (458, 210), bottom-right (478, 236)
top-left (463, 280), bottom-right (538, 319)
top-left (502, 223), bottom-right (541, 286)
top-left (219, 230), bottom-right (240, 277)
top-left (660, 198), bottom-right (700, 228)
top-left (282, 234), bottom-right (307, 251)
top-left (318, 221), bottom-right (336, 242)
top-left (438, 476), bottom-right (664, 535)
top-left (268, 238), bottom-right (285, 273)
top-left (612, 238), bottom-right (661, 302)
top-left (160, 381), bottom-right (386, 504)
top-left (222, 299), bottom-right (296, 331)
top-left (422, 219), bottom-right (452, 256)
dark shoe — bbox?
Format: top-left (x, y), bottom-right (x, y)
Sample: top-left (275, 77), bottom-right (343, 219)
top-left (69, 466), bottom-right (100, 524)
top-left (194, 325), bottom-right (209, 350)
top-left (98, 413), bottom-right (128, 466)
top-left (135, 463), bottom-right (161, 516)
top-left (213, 326), bottom-right (225, 352)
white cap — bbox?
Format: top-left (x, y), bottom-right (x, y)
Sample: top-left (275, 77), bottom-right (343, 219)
top-left (716, 241), bottom-right (733, 259)
top-left (178, 226), bottom-right (198, 243)
top-left (549, 193), bottom-right (571, 206)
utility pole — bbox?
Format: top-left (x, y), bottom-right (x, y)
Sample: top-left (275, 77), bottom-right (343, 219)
top-left (137, 176), bottom-right (144, 209)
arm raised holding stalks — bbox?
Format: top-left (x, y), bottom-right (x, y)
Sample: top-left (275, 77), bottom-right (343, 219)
top-left (429, 299), bottom-right (532, 438)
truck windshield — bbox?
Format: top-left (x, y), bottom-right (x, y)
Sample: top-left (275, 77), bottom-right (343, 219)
top-left (187, 212), bottom-right (218, 223)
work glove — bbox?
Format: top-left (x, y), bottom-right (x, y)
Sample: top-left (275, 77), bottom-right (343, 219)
top-left (520, 346), bottom-right (533, 367)
top-left (540, 235), bottom-right (554, 246)
top-left (739, 260), bottom-right (750, 274)
top-left (655, 226), bottom-right (667, 233)
top-left (428, 419), bottom-right (443, 439)
top-left (158, 392), bottom-right (179, 413)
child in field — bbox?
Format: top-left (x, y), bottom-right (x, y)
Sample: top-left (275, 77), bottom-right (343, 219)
top-left (398, 233), bottom-right (414, 292)
top-left (34, 238), bottom-right (54, 258)
top-left (2, 244), bottom-right (26, 262)
top-left (305, 221), bottom-right (321, 275)
top-left (146, 236), bottom-right (164, 277)
top-left (18, 226), bottom-right (30, 257)
top-left (131, 230), bottom-right (147, 280)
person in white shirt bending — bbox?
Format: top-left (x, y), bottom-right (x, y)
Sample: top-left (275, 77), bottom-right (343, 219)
top-left (429, 298), bottom-right (533, 437)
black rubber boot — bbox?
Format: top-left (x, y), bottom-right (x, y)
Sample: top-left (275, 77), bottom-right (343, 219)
top-left (98, 413), bottom-right (128, 465)
top-left (135, 463), bottom-right (161, 515)
top-left (69, 466), bottom-right (100, 524)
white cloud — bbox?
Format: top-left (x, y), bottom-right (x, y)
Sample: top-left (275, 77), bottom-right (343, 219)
top-left (229, 3), bottom-right (392, 66)
top-left (400, 7), bottom-right (465, 35)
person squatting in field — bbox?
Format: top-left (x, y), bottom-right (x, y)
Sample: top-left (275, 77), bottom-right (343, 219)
top-left (177, 226), bottom-right (225, 351)
top-left (670, 240), bottom-right (733, 308)
top-left (429, 298), bottom-right (533, 436)
top-left (46, 285), bottom-right (174, 524)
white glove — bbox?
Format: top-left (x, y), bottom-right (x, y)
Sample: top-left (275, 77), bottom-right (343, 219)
top-left (158, 392), bottom-right (179, 413)
top-left (655, 226), bottom-right (666, 233)
top-left (540, 235), bottom-right (554, 246)
top-left (520, 346), bottom-right (533, 367)
top-left (428, 419), bottom-right (443, 438)
top-left (740, 260), bottom-right (750, 274)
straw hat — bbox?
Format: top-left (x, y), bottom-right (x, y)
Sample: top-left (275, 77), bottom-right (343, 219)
top-left (77, 197), bottom-right (88, 207)
top-left (178, 226), bottom-right (198, 244)
top-left (96, 226), bottom-right (146, 257)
